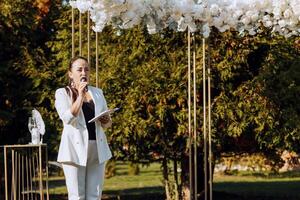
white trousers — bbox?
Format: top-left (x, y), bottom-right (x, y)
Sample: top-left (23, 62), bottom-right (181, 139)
top-left (62, 141), bottom-right (106, 200)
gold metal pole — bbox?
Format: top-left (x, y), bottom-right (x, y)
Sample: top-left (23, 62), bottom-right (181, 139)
top-left (3, 145), bottom-right (49, 199)
top-left (72, 8), bottom-right (75, 58)
top-left (32, 150), bottom-right (37, 200)
top-left (4, 147), bottom-right (8, 200)
top-left (22, 154), bottom-right (25, 200)
top-left (12, 149), bottom-right (16, 200)
top-left (79, 12), bottom-right (82, 56)
top-left (26, 153), bottom-right (29, 200)
top-left (29, 150), bottom-right (33, 200)
top-left (87, 10), bottom-right (90, 64)
top-left (208, 39), bottom-right (213, 200)
top-left (187, 29), bottom-right (193, 200)
top-left (37, 150), bottom-right (40, 200)
top-left (45, 145), bottom-right (49, 200)
top-left (203, 38), bottom-right (208, 200)
top-left (18, 152), bottom-right (21, 199)
top-left (96, 32), bottom-right (99, 88)
top-left (39, 145), bottom-right (44, 200)
top-left (11, 177), bottom-right (13, 200)
top-left (192, 33), bottom-right (197, 200)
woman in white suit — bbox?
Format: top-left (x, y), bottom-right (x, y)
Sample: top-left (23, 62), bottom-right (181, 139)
top-left (55, 56), bottom-right (112, 200)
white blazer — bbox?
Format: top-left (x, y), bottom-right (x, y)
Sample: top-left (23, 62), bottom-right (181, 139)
top-left (55, 86), bottom-right (112, 166)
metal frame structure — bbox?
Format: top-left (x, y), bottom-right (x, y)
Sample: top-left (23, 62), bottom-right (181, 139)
top-left (187, 33), bottom-right (213, 200)
top-left (3, 144), bottom-right (49, 200)
top-left (71, 9), bottom-right (213, 200)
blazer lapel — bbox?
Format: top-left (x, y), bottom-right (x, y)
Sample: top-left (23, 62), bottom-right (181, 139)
top-left (78, 86), bottom-right (102, 127)
top-left (88, 86), bottom-right (103, 116)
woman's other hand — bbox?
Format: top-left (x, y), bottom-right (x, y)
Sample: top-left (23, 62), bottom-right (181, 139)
top-left (99, 115), bottom-right (110, 124)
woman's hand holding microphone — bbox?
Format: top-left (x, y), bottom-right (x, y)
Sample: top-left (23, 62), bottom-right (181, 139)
top-left (78, 77), bottom-right (88, 98)
top-left (70, 77), bottom-right (88, 117)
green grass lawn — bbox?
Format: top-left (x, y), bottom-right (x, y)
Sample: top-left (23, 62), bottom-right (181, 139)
top-left (49, 161), bottom-right (165, 199)
top-left (105, 162), bottom-right (163, 190)
top-left (49, 162), bottom-right (300, 200)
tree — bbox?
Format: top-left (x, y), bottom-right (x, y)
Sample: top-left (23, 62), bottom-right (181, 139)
top-left (0, 0), bottom-right (63, 196)
top-left (96, 27), bottom-right (300, 199)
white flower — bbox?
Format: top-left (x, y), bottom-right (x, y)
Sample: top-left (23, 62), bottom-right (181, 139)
top-left (273, 7), bottom-right (282, 19)
top-left (291, 0), bottom-right (300, 17)
top-left (241, 16), bottom-right (251, 25)
top-left (283, 9), bottom-right (293, 18)
top-left (69, 1), bottom-right (77, 8)
top-left (233, 10), bottom-right (244, 19)
top-left (175, 0), bottom-right (195, 14)
top-left (219, 25), bottom-right (230, 33)
top-left (248, 28), bottom-right (256, 36)
top-left (213, 17), bottom-right (223, 28)
top-left (193, 4), bottom-right (204, 19)
top-left (278, 19), bottom-right (286, 28)
top-left (250, 11), bottom-right (259, 22)
top-left (288, 19), bottom-right (297, 27)
top-left (265, 20), bottom-right (273, 28)
top-left (92, 24), bottom-right (105, 32)
top-left (202, 23), bottom-right (210, 38)
top-left (147, 22), bottom-right (157, 34)
top-left (71, 0), bottom-right (92, 13)
top-left (210, 4), bottom-right (220, 16)
top-left (177, 17), bottom-right (187, 32)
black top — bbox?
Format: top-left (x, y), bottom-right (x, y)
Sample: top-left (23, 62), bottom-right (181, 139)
top-left (82, 100), bottom-right (96, 140)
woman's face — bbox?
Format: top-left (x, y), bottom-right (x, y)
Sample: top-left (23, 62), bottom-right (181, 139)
top-left (69, 58), bottom-right (90, 88)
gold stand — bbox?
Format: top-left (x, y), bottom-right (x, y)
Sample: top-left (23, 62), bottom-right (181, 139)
top-left (3, 144), bottom-right (49, 200)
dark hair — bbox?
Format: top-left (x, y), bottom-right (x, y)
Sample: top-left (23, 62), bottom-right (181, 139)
top-left (65, 56), bottom-right (89, 102)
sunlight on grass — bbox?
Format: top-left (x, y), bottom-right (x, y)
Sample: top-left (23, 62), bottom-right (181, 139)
top-left (49, 162), bottom-right (300, 199)
top-left (104, 162), bottom-right (163, 194)
top-left (49, 161), bottom-right (164, 195)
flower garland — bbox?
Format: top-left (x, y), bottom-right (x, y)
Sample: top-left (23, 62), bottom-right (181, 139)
top-left (70, 0), bottom-right (300, 37)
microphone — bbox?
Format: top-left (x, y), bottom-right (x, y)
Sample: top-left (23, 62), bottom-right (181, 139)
top-left (80, 77), bottom-right (88, 92)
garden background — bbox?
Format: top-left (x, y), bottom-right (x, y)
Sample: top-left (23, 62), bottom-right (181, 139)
top-left (1, 0), bottom-right (300, 199)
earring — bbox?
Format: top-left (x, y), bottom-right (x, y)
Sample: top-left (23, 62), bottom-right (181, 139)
top-left (70, 78), bottom-right (75, 88)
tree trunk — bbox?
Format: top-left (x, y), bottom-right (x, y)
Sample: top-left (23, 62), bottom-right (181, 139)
top-left (173, 158), bottom-right (180, 200)
top-left (181, 152), bottom-right (191, 200)
top-left (162, 157), bottom-right (171, 200)
top-left (181, 148), bottom-right (211, 200)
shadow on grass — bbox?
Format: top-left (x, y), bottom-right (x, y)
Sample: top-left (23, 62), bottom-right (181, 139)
top-left (104, 186), bottom-right (165, 199)
top-left (214, 180), bottom-right (300, 200)
top-left (49, 178), bottom-right (300, 200)
top-left (50, 186), bottom-right (165, 200)
top-left (50, 190), bottom-right (288, 200)
top-left (48, 179), bottom-right (65, 189)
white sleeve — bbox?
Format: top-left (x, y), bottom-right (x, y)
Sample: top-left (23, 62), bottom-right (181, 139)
top-left (99, 89), bottom-right (112, 128)
top-left (55, 89), bottom-right (77, 125)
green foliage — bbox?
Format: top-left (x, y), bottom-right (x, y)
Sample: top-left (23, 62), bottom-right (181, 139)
top-left (92, 26), bottom-right (300, 165)
top-left (105, 160), bottom-right (117, 178)
top-left (209, 30), bottom-right (300, 157)
top-left (0, 0), bottom-right (63, 157)
top-left (95, 27), bottom-right (188, 162)
top-left (261, 47), bottom-right (300, 151)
